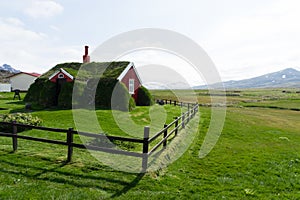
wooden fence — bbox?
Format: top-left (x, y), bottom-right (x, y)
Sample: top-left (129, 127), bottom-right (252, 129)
top-left (0, 100), bottom-right (199, 172)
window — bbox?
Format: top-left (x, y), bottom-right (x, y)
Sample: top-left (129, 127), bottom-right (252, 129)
top-left (58, 73), bottom-right (64, 79)
top-left (129, 79), bottom-right (134, 94)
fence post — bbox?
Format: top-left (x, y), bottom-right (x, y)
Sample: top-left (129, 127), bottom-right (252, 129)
top-left (174, 100), bottom-right (176, 106)
top-left (142, 126), bottom-right (150, 172)
top-left (165, 99), bottom-right (167, 104)
top-left (163, 124), bottom-right (168, 147)
top-left (169, 100), bottom-right (172, 104)
top-left (193, 104), bottom-right (197, 117)
top-left (182, 113), bottom-right (185, 128)
top-left (67, 128), bottom-right (74, 163)
top-left (12, 121), bottom-right (18, 152)
top-left (174, 117), bottom-right (179, 136)
top-left (191, 104), bottom-right (194, 117)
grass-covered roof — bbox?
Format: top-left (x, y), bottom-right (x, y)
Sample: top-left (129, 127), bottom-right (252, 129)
top-left (25, 61), bottom-right (132, 109)
top-left (39, 61), bottom-right (130, 80)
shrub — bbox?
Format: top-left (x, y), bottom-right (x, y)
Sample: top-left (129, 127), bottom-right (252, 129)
top-left (129, 97), bottom-right (136, 111)
top-left (136, 86), bottom-right (154, 106)
top-left (0, 113), bottom-right (43, 133)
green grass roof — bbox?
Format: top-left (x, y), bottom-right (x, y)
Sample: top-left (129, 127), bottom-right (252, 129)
top-left (39, 61), bottom-right (130, 80)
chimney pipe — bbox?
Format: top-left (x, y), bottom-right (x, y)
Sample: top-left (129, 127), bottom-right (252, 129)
top-left (84, 46), bottom-right (89, 56)
top-left (83, 45), bottom-right (90, 63)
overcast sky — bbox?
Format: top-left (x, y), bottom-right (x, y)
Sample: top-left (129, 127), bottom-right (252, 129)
top-left (1, 0), bottom-right (300, 85)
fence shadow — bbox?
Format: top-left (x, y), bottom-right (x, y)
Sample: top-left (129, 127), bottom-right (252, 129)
top-left (6, 101), bottom-right (25, 105)
top-left (0, 149), bottom-right (144, 196)
top-left (0, 99), bottom-right (199, 198)
top-left (110, 173), bottom-right (145, 198)
top-left (1, 100), bottom-right (199, 172)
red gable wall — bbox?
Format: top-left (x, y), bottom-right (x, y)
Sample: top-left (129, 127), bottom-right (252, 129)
top-left (49, 72), bottom-right (73, 83)
top-left (120, 66), bottom-right (141, 100)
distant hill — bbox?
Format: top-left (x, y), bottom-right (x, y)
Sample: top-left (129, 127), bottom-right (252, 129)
top-left (0, 64), bottom-right (20, 74)
top-left (0, 64), bottom-right (21, 83)
top-left (0, 70), bottom-right (14, 83)
top-left (194, 68), bottom-right (300, 89)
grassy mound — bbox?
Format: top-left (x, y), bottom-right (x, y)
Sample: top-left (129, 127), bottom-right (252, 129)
top-left (24, 62), bottom-right (135, 110)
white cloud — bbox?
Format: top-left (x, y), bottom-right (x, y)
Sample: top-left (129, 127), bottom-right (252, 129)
top-left (49, 25), bottom-right (60, 31)
top-left (119, 50), bottom-right (205, 86)
top-left (202, 0), bottom-right (300, 81)
top-left (0, 17), bottom-right (47, 71)
top-left (0, 17), bottom-right (82, 73)
top-left (0, 17), bottom-right (46, 41)
top-left (2, 0), bottom-right (300, 81)
top-left (24, 0), bottom-right (63, 18)
top-left (4, 17), bottom-right (25, 27)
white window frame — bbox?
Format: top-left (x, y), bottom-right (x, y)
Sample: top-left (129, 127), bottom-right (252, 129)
top-left (129, 79), bottom-right (134, 94)
top-left (58, 73), bottom-right (64, 79)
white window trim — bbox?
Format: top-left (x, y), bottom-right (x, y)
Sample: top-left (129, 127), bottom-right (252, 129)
top-left (58, 73), bottom-right (64, 79)
top-left (129, 79), bottom-right (134, 94)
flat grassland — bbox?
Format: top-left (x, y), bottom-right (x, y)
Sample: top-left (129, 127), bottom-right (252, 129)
top-left (0, 89), bottom-right (300, 199)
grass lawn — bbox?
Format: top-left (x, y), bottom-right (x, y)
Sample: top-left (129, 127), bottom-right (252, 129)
top-left (0, 90), bottom-right (300, 199)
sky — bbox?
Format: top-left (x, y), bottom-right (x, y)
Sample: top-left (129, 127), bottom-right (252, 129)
top-left (0, 0), bottom-right (300, 86)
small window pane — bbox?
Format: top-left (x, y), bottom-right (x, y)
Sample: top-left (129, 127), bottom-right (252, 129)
top-left (129, 79), bottom-right (134, 94)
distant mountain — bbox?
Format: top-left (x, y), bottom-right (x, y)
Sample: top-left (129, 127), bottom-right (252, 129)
top-left (194, 68), bottom-right (300, 89)
top-left (0, 64), bottom-right (20, 83)
top-left (144, 81), bottom-right (192, 90)
top-left (0, 70), bottom-right (14, 83)
top-left (0, 64), bottom-right (21, 73)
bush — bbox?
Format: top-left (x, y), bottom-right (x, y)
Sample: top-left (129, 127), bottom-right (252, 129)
top-left (136, 86), bottom-right (154, 106)
top-left (129, 97), bottom-right (136, 111)
top-left (0, 113), bottom-right (43, 133)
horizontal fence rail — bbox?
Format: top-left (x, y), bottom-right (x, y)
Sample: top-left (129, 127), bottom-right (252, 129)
top-left (147, 102), bottom-right (199, 157)
top-left (0, 100), bottom-right (199, 172)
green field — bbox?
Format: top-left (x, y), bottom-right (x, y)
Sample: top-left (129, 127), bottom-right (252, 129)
top-left (0, 89), bottom-right (300, 199)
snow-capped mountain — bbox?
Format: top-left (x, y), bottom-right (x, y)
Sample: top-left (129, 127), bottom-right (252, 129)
top-left (0, 64), bottom-right (21, 73)
top-left (194, 68), bottom-right (300, 89)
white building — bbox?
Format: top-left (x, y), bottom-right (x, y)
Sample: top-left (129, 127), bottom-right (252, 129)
top-left (0, 84), bottom-right (11, 92)
top-left (8, 72), bottom-right (40, 91)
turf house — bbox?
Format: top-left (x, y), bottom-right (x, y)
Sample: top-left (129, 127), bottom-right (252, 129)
top-left (24, 61), bottom-right (152, 111)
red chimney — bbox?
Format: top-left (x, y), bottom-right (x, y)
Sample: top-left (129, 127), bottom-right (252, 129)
top-left (83, 45), bottom-right (90, 63)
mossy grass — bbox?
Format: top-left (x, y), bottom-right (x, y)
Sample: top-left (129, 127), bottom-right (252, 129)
top-left (0, 89), bottom-right (300, 199)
